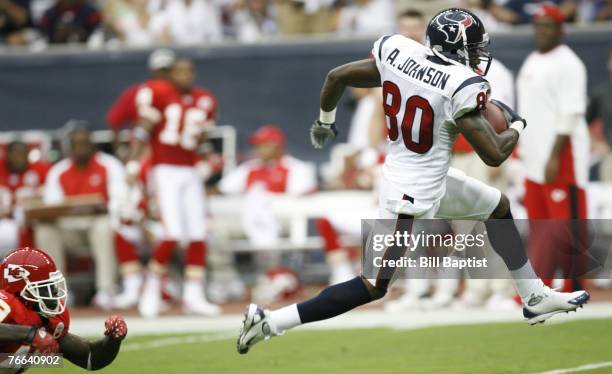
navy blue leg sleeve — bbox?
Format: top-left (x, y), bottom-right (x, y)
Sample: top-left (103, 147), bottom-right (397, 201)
top-left (484, 210), bottom-right (529, 271)
top-left (297, 276), bottom-right (374, 324)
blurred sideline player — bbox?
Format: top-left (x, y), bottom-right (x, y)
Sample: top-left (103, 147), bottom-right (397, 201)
top-left (128, 57), bottom-right (220, 317)
top-left (106, 48), bottom-right (176, 132)
top-left (0, 141), bottom-right (50, 252)
top-left (219, 125), bottom-right (316, 302)
top-left (112, 154), bottom-right (161, 309)
top-left (36, 125), bottom-right (125, 308)
top-left (219, 125), bottom-right (316, 246)
top-left (106, 49), bottom-right (176, 163)
top-left (237, 8), bottom-right (589, 353)
top-left (517, 4), bottom-right (589, 292)
top-left (0, 247), bottom-right (126, 370)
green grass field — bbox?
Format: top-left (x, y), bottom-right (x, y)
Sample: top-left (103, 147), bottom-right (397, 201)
top-left (62, 318), bottom-right (612, 374)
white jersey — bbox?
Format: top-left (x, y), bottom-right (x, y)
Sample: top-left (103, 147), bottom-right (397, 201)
top-left (517, 45), bottom-right (589, 187)
top-left (372, 34), bottom-right (491, 209)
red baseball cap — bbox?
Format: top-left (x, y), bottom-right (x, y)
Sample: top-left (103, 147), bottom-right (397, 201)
top-left (533, 4), bottom-right (564, 23)
top-left (249, 124), bottom-right (286, 145)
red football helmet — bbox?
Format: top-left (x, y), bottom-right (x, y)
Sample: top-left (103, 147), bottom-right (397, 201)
top-left (0, 247), bottom-right (67, 316)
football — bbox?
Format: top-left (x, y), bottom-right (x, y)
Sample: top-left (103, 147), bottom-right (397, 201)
top-left (482, 100), bottom-right (509, 134)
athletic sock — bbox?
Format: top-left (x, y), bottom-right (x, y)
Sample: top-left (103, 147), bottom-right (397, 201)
top-left (270, 304), bottom-right (301, 333)
top-left (296, 276), bottom-right (373, 324)
top-left (510, 262), bottom-right (544, 302)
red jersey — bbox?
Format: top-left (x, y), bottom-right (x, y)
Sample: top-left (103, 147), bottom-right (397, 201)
top-left (136, 79), bottom-right (217, 167)
top-left (0, 290), bottom-right (70, 355)
top-left (246, 161), bottom-right (290, 193)
top-left (0, 161), bottom-right (50, 215)
top-left (43, 152), bottom-right (125, 205)
top-left (106, 84), bottom-right (140, 131)
top-left (219, 155), bottom-right (316, 196)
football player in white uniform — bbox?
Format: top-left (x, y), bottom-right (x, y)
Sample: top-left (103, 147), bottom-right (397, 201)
top-left (237, 8), bottom-right (589, 354)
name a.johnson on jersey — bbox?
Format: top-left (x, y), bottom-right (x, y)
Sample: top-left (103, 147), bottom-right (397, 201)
top-left (386, 49), bottom-right (451, 90)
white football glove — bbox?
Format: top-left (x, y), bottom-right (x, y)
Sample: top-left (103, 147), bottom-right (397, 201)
top-left (310, 120), bottom-right (338, 149)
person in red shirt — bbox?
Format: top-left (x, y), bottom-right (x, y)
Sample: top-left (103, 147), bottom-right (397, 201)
top-left (35, 124), bottom-right (128, 309)
top-left (0, 247), bottom-right (126, 369)
top-left (106, 48), bottom-right (177, 133)
top-left (0, 141), bottom-right (51, 251)
top-left (219, 125), bottom-right (316, 196)
top-left (127, 57), bottom-right (219, 317)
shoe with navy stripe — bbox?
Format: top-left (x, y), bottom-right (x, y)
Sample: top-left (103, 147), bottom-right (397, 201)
top-left (522, 287), bottom-right (590, 325)
top-left (237, 304), bottom-right (275, 354)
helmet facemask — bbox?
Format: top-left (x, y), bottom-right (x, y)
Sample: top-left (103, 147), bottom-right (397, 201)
top-left (454, 23), bottom-right (492, 75)
top-left (20, 271), bottom-right (67, 316)
top-left (466, 33), bottom-right (492, 76)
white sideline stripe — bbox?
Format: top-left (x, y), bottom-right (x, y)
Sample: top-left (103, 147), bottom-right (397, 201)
top-left (122, 332), bottom-right (235, 351)
top-left (531, 361), bottom-right (612, 374)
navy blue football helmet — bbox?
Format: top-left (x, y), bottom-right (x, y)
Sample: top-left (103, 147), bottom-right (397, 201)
top-left (426, 8), bottom-right (492, 75)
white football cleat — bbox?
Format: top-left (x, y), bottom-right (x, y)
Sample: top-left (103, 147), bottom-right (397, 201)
top-left (183, 297), bottom-right (221, 316)
top-left (522, 287), bottom-right (589, 325)
top-left (237, 304), bottom-right (276, 354)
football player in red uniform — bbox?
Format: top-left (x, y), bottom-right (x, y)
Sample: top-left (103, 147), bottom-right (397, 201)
top-left (127, 57), bottom-right (220, 317)
top-left (0, 141), bottom-right (51, 250)
top-left (0, 247), bottom-right (127, 370)
top-left (106, 48), bottom-right (177, 132)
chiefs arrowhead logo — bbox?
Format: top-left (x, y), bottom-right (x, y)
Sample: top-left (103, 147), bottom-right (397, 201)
top-left (434, 10), bottom-right (476, 44)
top-left (3, 264), bottom-right (37, 283)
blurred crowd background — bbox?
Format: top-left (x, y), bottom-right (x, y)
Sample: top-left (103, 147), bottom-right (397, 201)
top-left (0, 0), bottom-right (610, 317)
top-left (0, 0), bottom-right (610, 48)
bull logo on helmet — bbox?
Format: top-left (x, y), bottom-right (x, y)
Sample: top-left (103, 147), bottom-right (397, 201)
top-left (434, 11), bottom-right (475, 44)
top-left (3, 264), bottom-right (37, 283)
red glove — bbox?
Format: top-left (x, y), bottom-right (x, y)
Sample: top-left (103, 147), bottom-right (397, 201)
top-left (104, 315), bottom-right (127, 340)
top-left (30, 328), bottom-right (59, 354)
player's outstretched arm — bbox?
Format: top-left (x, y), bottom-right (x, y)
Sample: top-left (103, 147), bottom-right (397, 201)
top-left (456, 110), bottom-right (519, 167)
top-left (60, 315), bottom-right (127, 371)
top-left (0, 324), bottom-right (58, 353)
top-left (312, 59), bottom-right (381, 149)
top-left (320, 59), bottom-right (381, 111)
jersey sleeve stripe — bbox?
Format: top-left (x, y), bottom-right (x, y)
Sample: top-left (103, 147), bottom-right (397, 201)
top-left (452, 76), bottom-right (487, 98)
top-left (378, 35), bottom-right (392, 61)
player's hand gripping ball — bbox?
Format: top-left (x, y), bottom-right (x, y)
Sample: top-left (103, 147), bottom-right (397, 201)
top-left (486, 99), bottom-right (527, 133)
top-left (310, 120), bottom-right (338, 149)
top-left (104, 315), bottom-right (128, 340)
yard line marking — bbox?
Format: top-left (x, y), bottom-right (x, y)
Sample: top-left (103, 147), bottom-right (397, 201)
top-left (531, 361), bottom-right (612, 374)
top-left (122, 333), bottom-right (235, 351)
